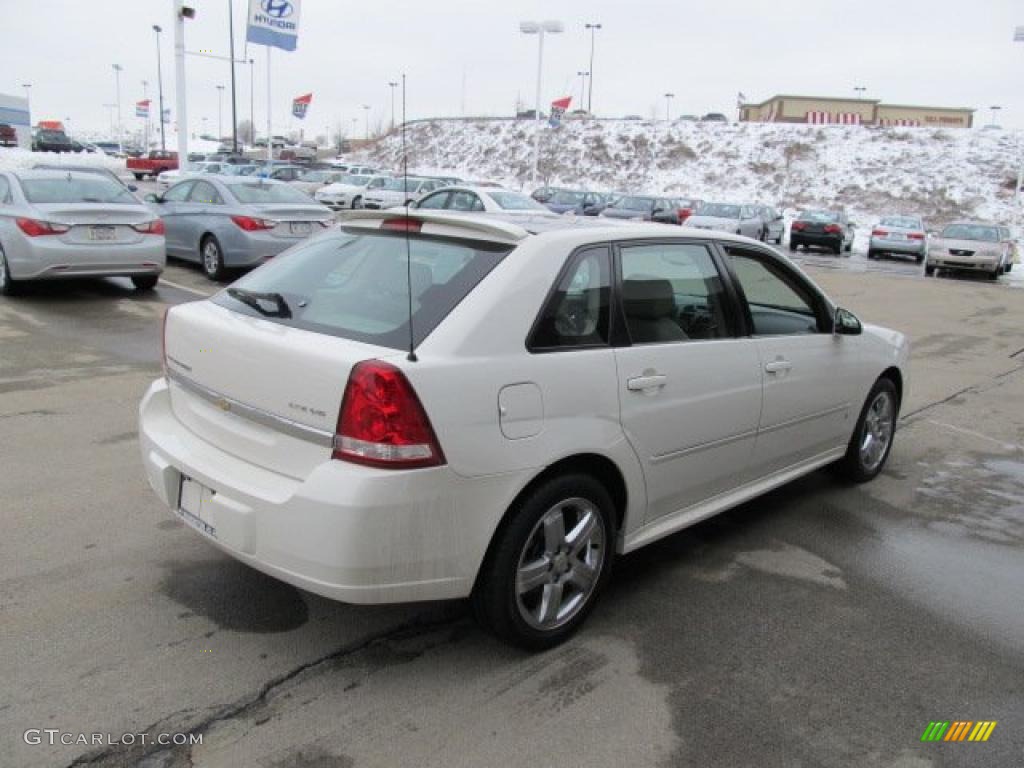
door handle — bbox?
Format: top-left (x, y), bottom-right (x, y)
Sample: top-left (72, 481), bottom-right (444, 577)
top-left (627, 374), bottom-right (668, 392)
top-left (764, 359), bottom-right (792, 374)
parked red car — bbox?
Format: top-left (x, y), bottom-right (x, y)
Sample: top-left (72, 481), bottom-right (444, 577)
top-left (127, 150), bottom-right (179, 180)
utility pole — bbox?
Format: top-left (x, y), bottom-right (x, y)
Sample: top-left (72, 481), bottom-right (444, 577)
top-left (585, 22), bottom-right (601, 114)
top-left (217, 85), bottom-right (225, 140)
top-left (362, 104), bottom-right (370, 140)
top-left (153, 25), bottom-right (167, 150)
top-left (249, 58), bottom-right (255, 146)
top-left (388, 81), bottom-right (398, 132)
top-left (521, 20), bottom-right (564, 185)
top-left (664, 92), bottom-right (674, 123)
top-left (142, 80), bottom-right (149, 149)
top-left (577, 71), bottom-right (589, 110)
top-left (173, 0), bottom-right (189, 161)
top-left (113, 64), bottom-right (123, 152)
top-left (228, 0), bottom-right (239, 153)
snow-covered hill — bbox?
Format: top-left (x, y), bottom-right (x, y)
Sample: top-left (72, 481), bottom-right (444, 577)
top-left (365, 119), bottom-right (1023, 228)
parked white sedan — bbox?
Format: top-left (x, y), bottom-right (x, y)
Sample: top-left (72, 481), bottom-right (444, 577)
top-left (139, 211), bottom-right (909, 648)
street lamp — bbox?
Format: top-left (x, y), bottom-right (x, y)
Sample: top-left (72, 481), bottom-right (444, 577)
top-left (1014, 27), bottom-right (1024, 224)
top-left (216, 85), bottom-right (225, 141)
top-left (103, 103), bottom-right (117, 135)
top-left (142, 79), bottom-right (149, 149)
top-left (853, 86), bottom-right (866, 99)
top-left (153, 25), bottom-right (167, 150)
top-left (664, 92), bottom-right (675, 123)
top-left (990, 105), bottom-right (1001, 126)
top-left (388, 81), bottom-right (398, 132)
top-left (576, 71), bottom-right (589, 110)
top-left (521, 19), bottom-right (564, 185)
top-left (21, 83), bottom-right (31, 110)
top-left (362, 104), bottom-right (370, 140)
top-left (585, 22), bottom-right (601, 114)
top-left (249, 58), bottom-right (255, 146)
top-left (112, 64), bottom-right (123, 152)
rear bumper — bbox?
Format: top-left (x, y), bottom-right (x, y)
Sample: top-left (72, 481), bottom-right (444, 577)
top-left (7, 238), bottom-right (166, 280)
top-left (138, 378), bottom-right (527, 604)
top-left (927, 255), bottom-right (1000, 271)
top-left (869, 237), bottom-right (924, 255)
top-left (221, 230), bottom-right (313, 267)
top-left (791, 233), bottom-right (841, 248)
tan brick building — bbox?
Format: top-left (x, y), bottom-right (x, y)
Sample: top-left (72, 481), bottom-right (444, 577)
top-left (739, 94), bottom-right (974, 128)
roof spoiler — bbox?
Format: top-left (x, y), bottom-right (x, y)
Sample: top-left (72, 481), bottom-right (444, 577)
top-left (338, 209), bottom-right (530, 243)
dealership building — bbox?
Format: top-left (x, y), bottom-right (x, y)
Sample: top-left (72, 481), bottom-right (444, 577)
top-left (0, 92), bottom-right (31, 148)
top-left (739, 94), bottom-right (975, 128)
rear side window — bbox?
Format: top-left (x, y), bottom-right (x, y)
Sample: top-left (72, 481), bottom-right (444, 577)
top-left (214, 231), bottom-right (512, 349)
top-left (529, 246), bottom-right (611, 350)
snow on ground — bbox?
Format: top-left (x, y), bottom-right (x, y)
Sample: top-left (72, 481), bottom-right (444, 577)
top-left (0, 147), bottom-right (126, 173)
top-left (364, 119), bottom-right (1024, 232)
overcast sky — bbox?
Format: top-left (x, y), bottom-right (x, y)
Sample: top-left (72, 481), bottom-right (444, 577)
top-left (1, 0), bottom-right (1022, 140)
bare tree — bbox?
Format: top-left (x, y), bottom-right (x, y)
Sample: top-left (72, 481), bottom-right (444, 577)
top-left (237, 119), bottom-right (255, 144)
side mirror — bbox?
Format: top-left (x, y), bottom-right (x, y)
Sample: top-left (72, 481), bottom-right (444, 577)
top-left (143, 193), bottom-right (161, 204)
top-left (127, 184), bottom-right (138, 192)
top-left (652, 207), bottom-right (665, 216)
top-left (833, 307), bottom-right (862, 336)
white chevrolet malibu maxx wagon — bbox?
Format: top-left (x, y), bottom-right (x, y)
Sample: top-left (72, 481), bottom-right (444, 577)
top-left (140, 210), bottom-right (909, 648)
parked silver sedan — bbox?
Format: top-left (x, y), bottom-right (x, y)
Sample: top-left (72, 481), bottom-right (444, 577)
top-left (289, 169), bottom-right (348, 196)
top-left (867, 215), bottom-right (927, 262)
top-left (685, 202), bottom-right (764, 239)
top-left (0, 170), bottom-right (165, 295)
top-left (145, 176), bottom-right (333, 280)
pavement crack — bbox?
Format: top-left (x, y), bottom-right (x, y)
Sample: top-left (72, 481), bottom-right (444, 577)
top-left (900, 364), bottom-right (1024, 424)
top-left (65, 611), bottom-right (463, 768)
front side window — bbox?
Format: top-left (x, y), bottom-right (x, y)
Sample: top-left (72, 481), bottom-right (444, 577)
top-left (620, 243), bottom-right (731, 343)
top-left (449, 191), bottom-right (484, 212)
top-left (416, 191), bottom-right (450, 210)
top-left (726, 249), bottom-right (823, 336)
top-left (188, 181), bottom-right (223, 204)
top-left (163, 181), bottom-right (194, 202)
top-left (529, 247), bottom-right (611, 350)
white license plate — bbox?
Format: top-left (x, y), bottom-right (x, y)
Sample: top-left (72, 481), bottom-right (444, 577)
top-left (89, 226), bottom-right (117, 241)
top-left (887, 233), bottom-right (905, 240)
top-left (289, 221), bottom-right (312, 235)
top-left (176, 476), bottom-right (216, 537)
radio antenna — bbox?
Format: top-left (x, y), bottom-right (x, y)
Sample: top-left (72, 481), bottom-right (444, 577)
top-left (402, 73), bottom-right (416, 363)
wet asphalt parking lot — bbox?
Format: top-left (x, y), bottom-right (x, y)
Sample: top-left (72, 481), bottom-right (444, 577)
top-left (1, 234), bottom-right (1022, 767)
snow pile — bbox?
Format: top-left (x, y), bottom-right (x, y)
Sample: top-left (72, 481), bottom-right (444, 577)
top-left (0, 147), bottom-right (125, 173)
top-left (364, 119), bottom-right (1023, 229)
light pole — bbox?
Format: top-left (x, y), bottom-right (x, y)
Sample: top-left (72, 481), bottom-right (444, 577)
top-left (1014, 27), bottom-right (1024, 226)
top-left (142, 79), bottom-right (149, 149)
top-left (362, 104), bottom-right (370, 140)
top-left (216, 85), bottom-right (225, 140)
top-left (103, 103), bottom-right (117, 135)
top-left (388, 81), bottom-right (398, 132)
top-left (853, 86), bottom-right (866, 99)
top-left (112, 64), bottom-right (123, 152)
top-left (227, 0), bottom-right (239, 153)
top-left (664, 92), bottom-right (675, 123)
top-left (249, 58), bottom-right (255, 146)
top-left (153, 25), bottom-right (167, 150)
top-left (585, 22), bottom-right (601, 114)
top-left (521, 19), bottom-right (564, 185)
top-left (21, 83), bottom-right (31, 118)
top-left (990, 105), bottom-right (1001, 126)
top-left (576, 71), bottom-right (589, 110)
top-left (65, 117), bottom-right (72, 140)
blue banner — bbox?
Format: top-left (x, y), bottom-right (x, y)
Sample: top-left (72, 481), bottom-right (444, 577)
top-left (246, 0), bottom-right (301, 52)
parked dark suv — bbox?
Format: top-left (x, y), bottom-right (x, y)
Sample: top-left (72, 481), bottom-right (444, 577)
top-left (790, 209), bottom-right (854, 255)
top-left (33, 129), bottom-right (73, 153)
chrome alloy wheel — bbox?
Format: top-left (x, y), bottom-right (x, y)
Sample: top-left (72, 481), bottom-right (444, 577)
top-left (859, 390), bottom-right (894, 472)
top-left (515, 497), bottom-right (606, 631)
top-left (202, 240), bottom-right (221, 276)
top-left (0, 250), bottom-right (7, 289)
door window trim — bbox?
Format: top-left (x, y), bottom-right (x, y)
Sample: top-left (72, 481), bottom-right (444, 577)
top-left (716, 244), bottom-right (833, 336)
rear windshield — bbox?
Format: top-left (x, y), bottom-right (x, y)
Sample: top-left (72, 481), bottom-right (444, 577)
top-left (616, 196), bottom-right (655, 211)
top-left (550, 190), bottom-right (585, 205)
top-left (798, 210), bottom-right (839, 222)
top-left (879, 216), bottom-right (922, 229)
top-left (941, 224), bottom-right (999, 242)
top-left (488, 190), bottom-right (549, 211)
top-left (20, 177), bottom-right (136, 204)
top-left (213, 230), bottom-right (513, 349)
top-left (700, 203), bottom-right (740, 218)
top-left (230, 182), bottom-right (314, 204)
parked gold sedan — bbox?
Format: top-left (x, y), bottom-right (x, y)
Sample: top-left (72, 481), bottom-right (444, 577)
top-left (924, 221), bottom-right (1009, 280)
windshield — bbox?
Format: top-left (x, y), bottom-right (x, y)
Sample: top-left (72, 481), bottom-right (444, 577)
top-left (214, 231), bottom-right (512, 349)
top-left (614, 196), bottom-right (654, 211)
top-left (879, 216), bottom-right (922, 229)
top-left (550, 190), bottom-right (585, 205)
top-left (343, 175), bottom-right (371, 187)
top-left (700, 203), bottom-right (741, 218)
top-left (38, 130), bottom-right (68, 141)
top-left (940, 224), bottom-right (999, 242)
top-left (230, 182), bottom-right (316, 205)
top-left (797, 210), bottom-right (839, 222)
top-left (381, 178), bottom-right (418, 191)
top-left (20, 177), bottom-right (136, 204)
top-left (487, 190), bottom-right (549, 211)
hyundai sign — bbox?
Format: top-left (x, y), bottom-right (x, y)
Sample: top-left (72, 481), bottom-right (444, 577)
top-left (246, 0), bottom-right (301, 52)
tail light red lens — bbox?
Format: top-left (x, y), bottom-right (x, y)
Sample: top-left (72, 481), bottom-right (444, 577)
top-left (333, 361), bottom-right (444, 469)
top-left (872, 229), bottom-right (888, 237)
top-left (823, 224), bottom-right (842, 234)
top-left (16, 218), bottom-right (70, 237)
top-left (381, 217), bottom-right (423, 233)
top-left (907, 232), bottom-right (925, 240)
top-left (679, 209), bottom-right (693, 221)
top-left (231, 215), bottom-right (277, 231)
top-left (791, 221), bottom-right (806, 231)
top-left (133, 219), bottom-right (166, 235)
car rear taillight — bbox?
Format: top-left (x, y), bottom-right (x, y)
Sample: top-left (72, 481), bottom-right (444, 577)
top-left (823, 224), bottom-right (842, 234)
top-left (907, 232), bottom-right (925, 240)
top-left (231, 215), bottom-right (277, 231)
top-left (381, 217), bottom-right (423, 233)
top-left (791, 221), bottom-right (806, 231)
top-left (133, 219), bottom-right (165, 235)
top-left (872, 229), bottom-right (888, 237)
top-left (333, 360), bottom-right (444, 469)
top-left (16, 218), bottom-right (70, 237)
top-left (679, 208), bottom-right (693, 221)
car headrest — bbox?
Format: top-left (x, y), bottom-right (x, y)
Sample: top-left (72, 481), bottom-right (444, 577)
top-left (623, 278), bottom-right (676, 319)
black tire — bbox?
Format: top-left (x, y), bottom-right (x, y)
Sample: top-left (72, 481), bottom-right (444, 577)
top-left (833, 243), bottom-right (842, 255)
top-left (133, 172), bottom-right (144, 181)
top-left (351, 195), bottom-right (363, 210)
top-left (924, 264), bottom-right (935, 276)
top-left (774, 233), bottom-right (783, 245)
top-left (789, 240), bottom-right (797, 252)
top-left (867, 249), bottom-right (876, 260)
top-left (472, 473), bottom-right (616, 650)
top-left (836, 377), bottom-right (899, 483)
top-left (0, 247), bottom-right (21, 297)
top-left (915, 254), bottom-right (924, 264)
top-left (200, 235), bottom-right (226, 281)
top-left (989, 267), bottom-right (1000, 281)
top-left (844, 238), bottom-right (852, 253)
top-left (131, 274), bottom-right (159, 290)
